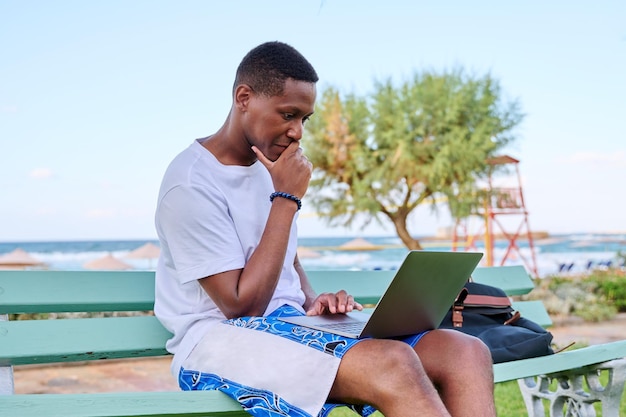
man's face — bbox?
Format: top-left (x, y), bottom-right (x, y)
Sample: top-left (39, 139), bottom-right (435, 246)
top-left (244, 79), bottom-right (316, 162)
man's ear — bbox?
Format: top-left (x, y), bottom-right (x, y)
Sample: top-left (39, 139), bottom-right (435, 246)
top-left (234, 84), bottom-right (254, 111)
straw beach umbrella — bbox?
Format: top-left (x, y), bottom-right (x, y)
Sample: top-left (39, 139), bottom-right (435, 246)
top-left (0, 248), bottom-right (47, 269)
top-left (125, 242), bottom-right (160, 268)
top-left (126, 242), bottom-right (161, 259)
top-left (297, 246), bottom-right (322, 259)
top-left (83, 253), bottom-right (133, 270)
top-left (338, 238), bottom-right (383, 251)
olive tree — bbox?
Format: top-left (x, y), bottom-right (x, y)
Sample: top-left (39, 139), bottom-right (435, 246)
top-left (303, 69), bottom-right (523, 249)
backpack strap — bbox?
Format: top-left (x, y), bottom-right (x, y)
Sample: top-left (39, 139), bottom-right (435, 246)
top-left (504, 310), bottom-right (521, 325)
top-left (464, 294), bottom-right (512, 308)
top-left (452, 287), bottom-right (469, 328)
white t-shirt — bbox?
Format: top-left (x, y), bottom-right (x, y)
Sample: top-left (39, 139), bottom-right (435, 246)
top-left (154, 139), bottom-right (306, 374)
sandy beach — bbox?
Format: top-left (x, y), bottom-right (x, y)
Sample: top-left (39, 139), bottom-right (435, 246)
top-left (12, 313), bottom-right (626, 395)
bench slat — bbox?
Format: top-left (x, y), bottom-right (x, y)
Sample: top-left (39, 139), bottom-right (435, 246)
top-left (0, 270), bottom-right (156, 314)
top-left (0, 390), bottom-right (248, 417)
top-left (0, 316), bottom-right (171, 366)
top-left (307, 265), bottom-right (535, 304)
top-left (512, 300), bottom-right (553, 327)
top-left (471, 265), bottom-right (535, 295)
top-left (0, 266), bottom-right (535, 315)
top-left (493, 339), bottom-right (626, 383)
top-left (307, 270), bottom-right (394, 305)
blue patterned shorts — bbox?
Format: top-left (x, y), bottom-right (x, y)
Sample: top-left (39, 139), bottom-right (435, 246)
top-left (179, 305), bottom-right (427, 417)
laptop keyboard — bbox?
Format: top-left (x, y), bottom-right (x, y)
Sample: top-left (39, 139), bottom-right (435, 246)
top-left (316, 322), bottom-right (365, 333)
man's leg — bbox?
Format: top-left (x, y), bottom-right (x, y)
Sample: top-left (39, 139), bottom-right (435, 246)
top-left (415, 329), bottom-right (496, 417)
top-left (328, 338), bottom-right (452, 417)
top-left (327, 331), bottom-right (496, 417)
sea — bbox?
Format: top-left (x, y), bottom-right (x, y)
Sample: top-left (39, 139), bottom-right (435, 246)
top-left (1, 233), bottom-right (625, 278)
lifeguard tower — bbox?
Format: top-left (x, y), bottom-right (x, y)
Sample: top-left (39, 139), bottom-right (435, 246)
top-left (452, 155), bottom-right (539, 277)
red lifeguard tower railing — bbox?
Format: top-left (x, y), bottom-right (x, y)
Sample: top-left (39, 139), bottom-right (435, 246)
top-left (452, 155), bottom-right (539, 277)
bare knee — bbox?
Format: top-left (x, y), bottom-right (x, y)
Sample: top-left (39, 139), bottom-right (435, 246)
top-left (456, 333), bottom-right (493, 378)
top-left (418, 330), bottom-right (493, 382)
top-left (416, 331), bottom-right (496, 416)
top-left (377, 340), bottom-right (421, 372)
top-left (330, 339), bottom-right (430, 403)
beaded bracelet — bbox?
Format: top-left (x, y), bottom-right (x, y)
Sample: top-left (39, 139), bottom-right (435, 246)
top-left (269, 191), bottom-right (302, 211)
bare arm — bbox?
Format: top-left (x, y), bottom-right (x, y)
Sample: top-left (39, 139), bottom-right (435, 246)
top-left (199, 198), bottom-right (300, 318)
top-left (199, 143), bottom-right (310, 319)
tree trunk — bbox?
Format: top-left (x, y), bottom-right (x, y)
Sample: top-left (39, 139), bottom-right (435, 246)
top-left (389, 213), bottom-right (423, 250)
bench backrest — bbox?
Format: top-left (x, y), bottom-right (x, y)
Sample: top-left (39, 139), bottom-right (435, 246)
top-left (0, 266), bottom-right (534, 314)
top-left (0, 265), bottom-right (550, 368)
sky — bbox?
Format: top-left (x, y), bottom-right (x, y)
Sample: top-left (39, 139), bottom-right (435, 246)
top-left (1, 1), bottom-right (625, 242)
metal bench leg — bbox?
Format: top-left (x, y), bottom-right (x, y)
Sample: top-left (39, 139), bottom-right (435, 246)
top-left (0, 366), bottom-right (14, 395)
top-left (0, 314), bottom-right (15, 395)
top-left (517, 358), bottom-right (626, 417)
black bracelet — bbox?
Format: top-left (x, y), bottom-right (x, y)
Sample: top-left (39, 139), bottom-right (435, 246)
top-left (269, 191), bottom-right (302, 211)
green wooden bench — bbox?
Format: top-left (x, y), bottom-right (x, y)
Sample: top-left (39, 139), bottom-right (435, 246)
top-left (1, 266), bottom-right (626, 416)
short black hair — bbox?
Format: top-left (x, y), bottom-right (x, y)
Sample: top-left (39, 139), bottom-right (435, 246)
top-left (234, 41), bottom-right (319, 97)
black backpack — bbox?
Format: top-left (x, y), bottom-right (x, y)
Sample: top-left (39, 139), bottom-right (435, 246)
top-left (438, 281), bottom-right (554, 363)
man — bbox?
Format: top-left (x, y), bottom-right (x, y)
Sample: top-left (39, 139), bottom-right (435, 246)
top-left (154, 41), bottom-right (496, 417)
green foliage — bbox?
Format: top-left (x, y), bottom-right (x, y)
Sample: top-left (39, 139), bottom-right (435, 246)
top-left (584, 270), bottom-right (626, 312)
top-left (8, 311), bottom-right (151, 320)
top-left (304, 68), bottom-right (523, 249)
top-left (9, 313), bottom-right (49, 321)
top-left (575, 303), bottom-right (618, 322)
top-left (494, 381), bottom-right (527, 416)
top-left (526, 273), bottom-right (620, 321)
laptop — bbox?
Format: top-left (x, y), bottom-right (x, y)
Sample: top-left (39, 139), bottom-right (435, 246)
top-left (279, 250), bottom-right (483, 338)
